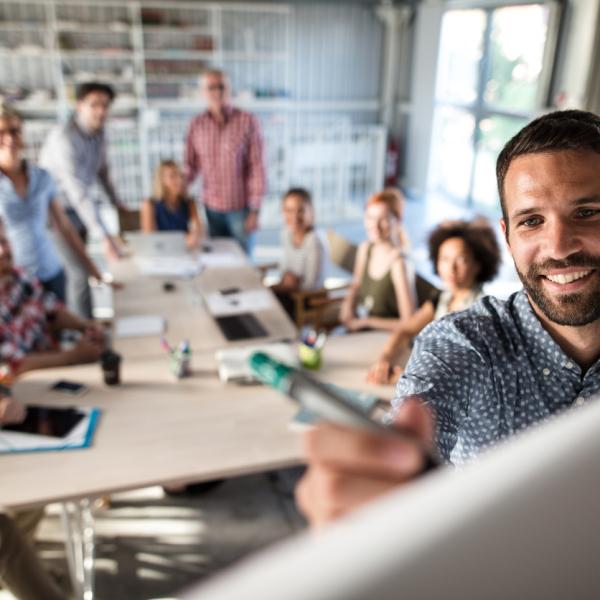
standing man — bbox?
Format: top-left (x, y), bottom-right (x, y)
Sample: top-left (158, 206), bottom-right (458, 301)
top-left (184, 69), bottom-right (266, 254)
top-left (296, 109), bottom-right (600, 526)
top-left (40, 81), bottom-right (128, 318)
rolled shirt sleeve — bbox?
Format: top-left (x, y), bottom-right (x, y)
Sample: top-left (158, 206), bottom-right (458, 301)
top-left (39, 125), bottom-right (111, 239)
top-left (184, 119), bottom-right (201, 185)
top-left (392, 314), bottom-right (494, 466)
top-left (245, 115), bottom-right (266, 212)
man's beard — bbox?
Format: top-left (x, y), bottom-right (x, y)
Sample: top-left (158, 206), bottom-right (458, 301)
top-left (516, 252), bottom-right (600, 326)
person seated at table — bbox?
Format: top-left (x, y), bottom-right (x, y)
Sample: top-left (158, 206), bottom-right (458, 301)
top-left (339, 188), bottom-right (416, 332)
top-left (0, 219), bottom-right (106, 377)
top-left (0, 392), bottom-right (67, 600)
top-left (366, 218), bottom-right (501, 384)
top-left (141, 160), bottom-right (203, 248)
top-left (271, 187), bottom-right (325, 319)
top-left (0, 102), bottom-right (112, 305)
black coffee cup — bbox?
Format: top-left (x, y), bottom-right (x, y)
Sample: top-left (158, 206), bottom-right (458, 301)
top-left (101, 350), bottom-right (122, 386)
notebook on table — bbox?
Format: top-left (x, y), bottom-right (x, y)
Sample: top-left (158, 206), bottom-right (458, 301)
top-left (0, 405), bottom-right (100, 454)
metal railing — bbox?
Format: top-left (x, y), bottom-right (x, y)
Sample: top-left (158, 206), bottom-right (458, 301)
top-left (24, 117), bottom-right (385, 228)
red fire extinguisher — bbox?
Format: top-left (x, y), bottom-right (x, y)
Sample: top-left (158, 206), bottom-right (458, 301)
top-left (384, 135), bottom-right (400, 187)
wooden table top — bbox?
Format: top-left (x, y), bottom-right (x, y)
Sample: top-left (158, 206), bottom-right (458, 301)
top-left (1, 237), bottom-right (394, 510)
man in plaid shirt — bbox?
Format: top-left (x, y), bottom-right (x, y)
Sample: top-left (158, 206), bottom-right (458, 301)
top-left (184, 69), bottom-right (266, 254)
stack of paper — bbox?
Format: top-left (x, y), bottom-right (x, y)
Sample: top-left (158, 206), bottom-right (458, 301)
top-left (135, 255), bottom-right (204, 278)
top-left (115, 315), bottom-right (166, 338)
top-left (201, 253), bottom-right (246, 269)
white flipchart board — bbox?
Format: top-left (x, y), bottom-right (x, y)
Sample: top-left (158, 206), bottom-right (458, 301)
top-left (183, 398), bottom-right (600, 600)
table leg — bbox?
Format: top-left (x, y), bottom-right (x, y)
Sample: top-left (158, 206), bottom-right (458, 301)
top-left (61, 499), bottom-right (95, 600)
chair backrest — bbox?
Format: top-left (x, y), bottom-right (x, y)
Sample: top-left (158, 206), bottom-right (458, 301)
top-left (415, 273), bottom-right (438, 307)
top-left (326, 228), bottom-right (357, 274)
top-left (326, 228), bottom-right (439, 306)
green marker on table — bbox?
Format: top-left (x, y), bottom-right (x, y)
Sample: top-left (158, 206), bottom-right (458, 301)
top-left (249, 352), bottom-right (439, 472)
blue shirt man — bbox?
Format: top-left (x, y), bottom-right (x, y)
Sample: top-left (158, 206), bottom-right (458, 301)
top-left (393, 290), bottom-right (600, 466)
top-left (296, 109), bottom-right (600, 526)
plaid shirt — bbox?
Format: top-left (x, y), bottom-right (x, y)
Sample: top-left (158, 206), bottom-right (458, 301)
top-left (0, 268), bottom-right (61, 375)
top-left (184, 106), bottom-right (266, 212)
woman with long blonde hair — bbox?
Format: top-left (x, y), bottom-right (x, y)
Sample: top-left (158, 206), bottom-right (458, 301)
top-left (141, 160), bottom-right (203, 248)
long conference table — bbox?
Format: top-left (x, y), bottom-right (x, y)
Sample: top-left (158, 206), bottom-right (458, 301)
top-left (0, 237), bottom-right (393, 599)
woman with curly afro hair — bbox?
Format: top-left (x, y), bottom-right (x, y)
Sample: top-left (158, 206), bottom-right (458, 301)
top-left (366, 217), bottom-right (501, 384)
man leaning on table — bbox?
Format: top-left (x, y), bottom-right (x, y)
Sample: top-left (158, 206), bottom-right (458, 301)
top-left (296, 109), bottom-right (600, 527)
top-left (40, 81), bottom-right (130, 319)
top-left (184, 69), bottom-right (266, 254)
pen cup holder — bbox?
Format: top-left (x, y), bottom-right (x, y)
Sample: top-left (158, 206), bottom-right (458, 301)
top-left (298, 343), bottom-right (322, 370)
top-left (169, 351), bottom-right (191, 379)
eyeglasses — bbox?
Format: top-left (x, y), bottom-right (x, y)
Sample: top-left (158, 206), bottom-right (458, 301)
top-left (0, 127), bottom-right (22, 138)
top-left (206, 84), bottom-right (226, 92)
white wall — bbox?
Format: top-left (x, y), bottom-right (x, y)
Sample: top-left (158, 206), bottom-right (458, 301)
top-left (402, 1), bottom-right (444, 196)
top-left (551, 0), bottom-right (600, 108)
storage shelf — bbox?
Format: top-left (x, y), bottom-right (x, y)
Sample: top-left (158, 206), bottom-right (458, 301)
top-left (59, 50), bottom-right (134, 59)
top-left (143, 50), bottom-right (214, 60)
top-left (0, 22), bottom-right (48, 31)
top-left (1, 0), bottom-right (293, 120)
top-left (0, 48), bottom-right (50, 58)
top-left (142, 25), bottom-right (212, 35)
top-left (57, 23), bottom-right (131, 33)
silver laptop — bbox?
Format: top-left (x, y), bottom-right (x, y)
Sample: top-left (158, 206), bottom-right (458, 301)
top-left (124, 231), bottom-right (188, 257)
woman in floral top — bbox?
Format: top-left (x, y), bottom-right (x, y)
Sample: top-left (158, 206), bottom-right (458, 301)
top-left (0, 218), bottom-right (106, 377)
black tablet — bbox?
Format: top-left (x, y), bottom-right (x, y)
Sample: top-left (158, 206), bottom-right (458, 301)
top-left (2, 405), bottom-right (86, 438)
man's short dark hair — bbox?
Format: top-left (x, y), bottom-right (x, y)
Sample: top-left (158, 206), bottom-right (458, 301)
top-left (496, 110), bottom-right (600, 229)
top-left (428, 218), bottom-right (501, 285)
top-left (76, 82), bottom-right (116, 102)
top-left (283, 187), bottom-right (312, 205)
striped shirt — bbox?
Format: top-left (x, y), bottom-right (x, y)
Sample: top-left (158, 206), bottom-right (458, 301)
top-left (0, 163), bottom-right (63, 282)
top-left (184, 106), bottom-right (266, 213)
top-left (39, 116), bottom-right (120, 238)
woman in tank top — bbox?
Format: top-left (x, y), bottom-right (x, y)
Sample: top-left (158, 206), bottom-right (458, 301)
top-left (141, 160), bottom-right (203, 248)
top-left (366, 218), bottom-right (501, 384)
top-left (339, 188), bottom-right (415, 332)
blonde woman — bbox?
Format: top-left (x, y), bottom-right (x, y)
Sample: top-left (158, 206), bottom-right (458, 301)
top-left (339, 188), bottom-right (416, 332)
top-left (141, 160), bottom-right (203, 248)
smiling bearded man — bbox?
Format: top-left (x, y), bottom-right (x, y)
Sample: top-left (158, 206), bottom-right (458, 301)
top-left (294, 109), bottom-right (600, 527)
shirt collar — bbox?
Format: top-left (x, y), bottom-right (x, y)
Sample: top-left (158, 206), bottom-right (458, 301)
top-left (514, 289), bottom-right (585, 376)
top-left (73, 114), bottom-right (102, 138)
top-left (204, 105), bottom-right (235, 124)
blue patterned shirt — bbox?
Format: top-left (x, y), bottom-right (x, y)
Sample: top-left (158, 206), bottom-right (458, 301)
top-left (392, 290), bottom-right (600, 466)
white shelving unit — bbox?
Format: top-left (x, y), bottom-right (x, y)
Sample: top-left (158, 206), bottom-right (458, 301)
top-left (0, 0), bottom-right (292, 117)
top-left (2, 0), bottom-right (387, 226)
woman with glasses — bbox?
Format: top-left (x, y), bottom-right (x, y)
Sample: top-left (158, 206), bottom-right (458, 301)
top-left (0, 103), bottom-right (106, 302)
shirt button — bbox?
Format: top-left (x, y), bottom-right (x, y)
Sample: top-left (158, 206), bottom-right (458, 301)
top-left (565, 361), bottom-right (574, 369)
top-left (542, 368), bottom-right (550, 376)
top-left (575, 397), bottom-right (585, 407)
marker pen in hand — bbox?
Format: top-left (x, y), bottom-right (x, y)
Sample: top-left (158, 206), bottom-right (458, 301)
top-left (249, 352), bottom-right (439, 472)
